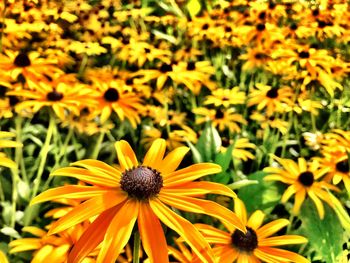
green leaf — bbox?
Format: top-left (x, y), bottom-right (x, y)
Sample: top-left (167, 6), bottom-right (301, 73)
top-left (299, 199), bottom-right (344, 262)
top-left (187, 141), bottom-right (202, 164)
top-left (0, 227), bottom-right (21, 239)
top-left (196, 122), bottom-right (221, 162)
top-left (186, 0), bottom-right (201, 18)
top-left (238, 171), bottom-right (282, 214)
top-left (215, 144), bottom-right (234, 172)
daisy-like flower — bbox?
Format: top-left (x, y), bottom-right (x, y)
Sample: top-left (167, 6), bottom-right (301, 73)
top-left (31, 139), bottom-right (245, 263)
top-left (264, 156), bottom-right (340, 219)
top-left (318, 152), bottom-right (350, 193)
top-left (196, 198), bottom-right (309, 263)
top-left (9, 224), bottom-right (98, 263)
top-left (89, 78), bottom-right (144, 127)
top-left (194, 107), bottom-right (247, 133)
top-left (0, 50), bottom-right (63, 82)
top-left (7, 81), bottom-right (95, 121)
top-left (248, 84), bottom-right (294, 116)
top-left (204, 87), bottom-right (246, 108)
top-left (0, 131), bottom-right (22, 169)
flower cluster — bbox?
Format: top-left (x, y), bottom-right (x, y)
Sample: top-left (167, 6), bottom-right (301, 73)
top-left (1, 0), bottom-right (349, 262)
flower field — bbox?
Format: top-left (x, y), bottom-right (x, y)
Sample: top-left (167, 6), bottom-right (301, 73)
top-left (1, 0), bottom-right (350, 262)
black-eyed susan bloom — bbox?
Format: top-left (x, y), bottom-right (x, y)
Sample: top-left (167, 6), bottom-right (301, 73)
top-left (31, 139), bottom-right (245, 263)
top-left (196, 199), bottom-right (309, 263)
top-left (264, 156), bottom-right (340, 219)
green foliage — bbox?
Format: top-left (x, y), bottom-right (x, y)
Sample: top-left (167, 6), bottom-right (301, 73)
top-left (299, 199), bottom-right (344, 263)
top-left (237, 171), bottom-right (283, 214)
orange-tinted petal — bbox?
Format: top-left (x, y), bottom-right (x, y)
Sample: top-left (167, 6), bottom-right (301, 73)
top-left (138, 203), bottom-right (169, 263)
top-left (150, 198), bottom-right (215, 263)
top-left (195, 224), bottom-right (231, 244)
top-left (68, 205), bottom-right (121, 263)
top-left (97, 200), bottom-right (139, 263)
top-left (114, 140), bottom-right (139, 171)
top-left (213, 245), bottom-right (239, 263)
top-left (48, 191), bottom-right (127, 235)
top-left (256, 247), bottom-right (309, 263)
top-left (30, 185), bottom-right (109, 205)
top-left (50, 167), bottom-right (119, 187)
top-left (162, 181), bottom-right (236, 198)
top-left (71, 159), bottom-right (122, 181)
top-left (259, 235), bottom-right (308, 246)
top-left (164, 164), bottom-right (222, 187)
top-left (159, 193), bottom-right (246, 233)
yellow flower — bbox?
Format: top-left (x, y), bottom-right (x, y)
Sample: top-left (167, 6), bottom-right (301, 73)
top-left (248, 84), bottom-right (293, 116)
top-left (264, 156), bottom-right (340, 219)
top-left (9, 224), bottom-right (97, 263)
top-left (194, 107), bottom-right (247, 133)
top-left (7, 81), bottom-right (95, 121)
top-left (0, 250), bottom-right (9, 263)
top-left (31, 139), bottom-right (245, 263)
top-left (204, 87), bottom-right (246, 108)
top-left (196, 199), bottom-right (309, 263)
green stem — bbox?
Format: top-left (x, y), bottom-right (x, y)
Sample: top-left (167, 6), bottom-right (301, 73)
top-left (133, 231), bottom-right (141, 263)
top-left (77, 54), bottom-right (89, 78)
top-left (0, 175), bottom-right (4, 202)
top-left (90, 131), bottom-right (105, 159)
top-left (24, 115), bottom-right (55, 226)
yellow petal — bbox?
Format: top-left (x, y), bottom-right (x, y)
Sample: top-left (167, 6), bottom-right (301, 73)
top-left (234, 199), bottom-right (248, 225)
top-left (142, 138), bottom-right (166, 169)
top-left (255, 247), bottom-right (309, 263)
top-left (281, 185), bottom-right (297, 203)
top-left (114, 140), bottom-right (138, 171)
top-left (292, 188), bottom-right (306, 215)
top-left (71, 159), bottom-right (122, 181)
top-left (97, 200), bottom-right (139, 263)
top-left (32, 245), bottom-right (54, 263)
top-left (159, 193), bottom-right (246, 233)
top-left (195, 224), bottom-right (231, 244)
top-left (164, 163), bottom-right (222, 187)
top-left (259, 235), bottom-right (308, 246)
top-left (30, 185), bottom-right (109, 205)
top-left (247, 210), bottom-right (265, 230)
top-left (308, 190), bottom-right (325, 219)
top-left (48, 191), bottom-right (127, 235)
top-left (22, 226), bottom-right (46, 237)
top-left (257, 219), bottom-right (289, 239)
top-left (159, 146), bottom-right (189, 175)
top-left (50, 167), bottom-right (119, 187)
top-left (0, 156), bottom-right (17, 169)
top-left (162, 181), bottom-right (236, 198)
top-left (0, 250), bottom-right (9, 263)
top-left (138, 203), bottom-right (169, 263)
top-left (150, 198), bottom-right (215, 263)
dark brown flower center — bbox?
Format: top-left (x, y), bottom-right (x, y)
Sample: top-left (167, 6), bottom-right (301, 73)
top-left (46, 90), bottom-right (63, 101)
top-left (298, 51), bottom-right (310, 59)
top-left (231, 227), bottom-right (258, 253)
top-left (120, 166), bottom-right (163, 200)
top-left (187, 61), bottom-right (196, 70)
top-left (104, 88), bottom-right (119, 102)
top-left (266, 88), bottom-right (278, 98)
top-left (159, 63), bottom-right (173, 73)
top-left (14, 53), bottom-right (31, 67)
top-left (215, 109), bottom-right (224, 119)
top-left (290, 23), bottom-right (298, 30)
top-left (336, 159), bottom-right (349, 173)
top-left (298, 171), bottom-right (314, 186)
top-left (256, 23), bottom-right (266, 31)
